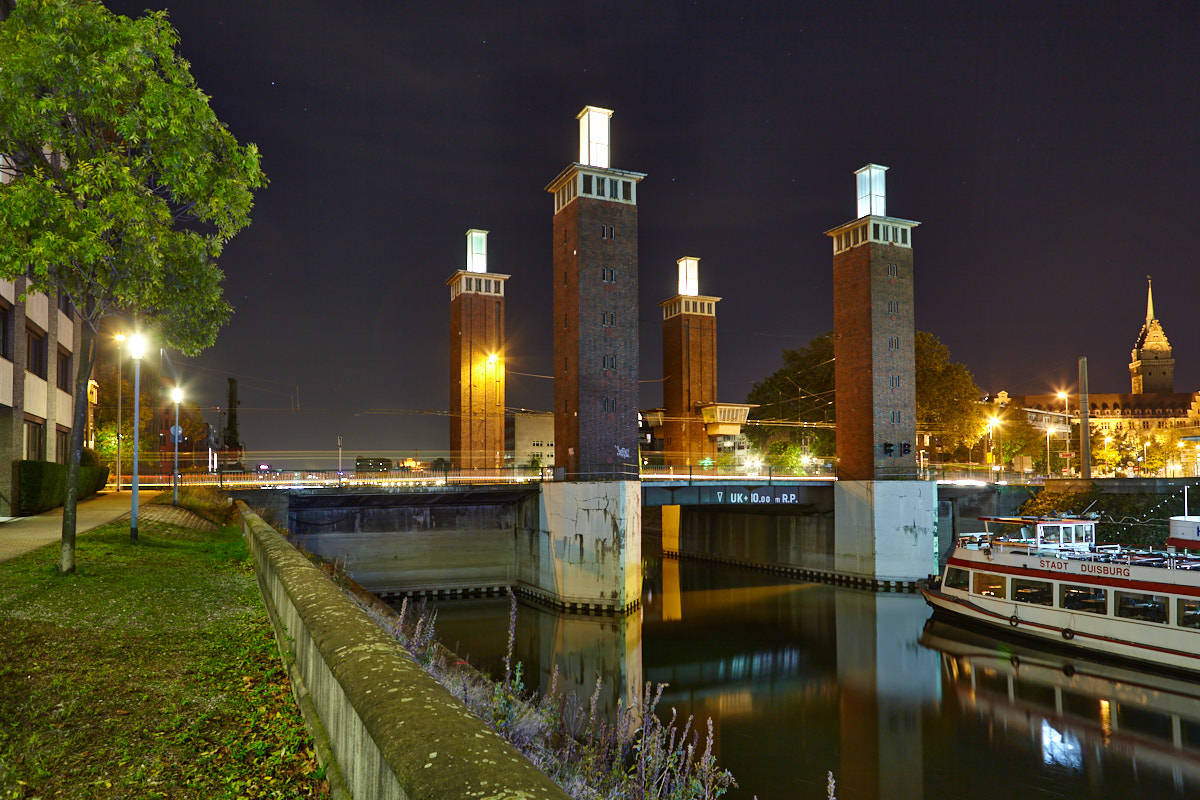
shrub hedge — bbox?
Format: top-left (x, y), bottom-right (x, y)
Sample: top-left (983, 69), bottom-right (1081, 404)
top-left (17, 460), bottom-right (111, 516)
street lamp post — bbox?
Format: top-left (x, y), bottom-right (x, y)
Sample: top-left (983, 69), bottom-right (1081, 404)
top-left (1046, 426), bottom-right (1053, 478)
top-left (114, 333), bottom-right (124, 491)
top-left (129, 334), bottom-right (146, 541)
top-left (172, 386), bottom-right (182, 506)
top-left (1056, 391), bottom-right (1072, 474)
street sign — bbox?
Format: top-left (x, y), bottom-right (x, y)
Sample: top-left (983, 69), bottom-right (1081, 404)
top-left (170, 424), bottom-right (182, 444)
top-left (1059, 451), bottom-right (1075, 458)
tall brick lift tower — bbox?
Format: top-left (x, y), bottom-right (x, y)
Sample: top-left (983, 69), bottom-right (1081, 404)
top-left (659, 257), bottom-right (720, 465)
top-left (825, 165), bottom-right (936, 582)
top-left (827, 164), bottom-right (918, 480)
top-left (546, 107), bottom-right (645, 479)
top-left (447, 229), bottom-right (508, 468)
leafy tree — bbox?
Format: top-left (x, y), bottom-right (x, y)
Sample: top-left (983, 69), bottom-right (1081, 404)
top-left (914, 331), bottom-right (988, 453)
top-left (746, 330), bottom-right (985, 461)
top-left (0, 1), bottom-right (265, 571)
top-left (984, 405), bottom-right (1045, 470)
top-left (745, 332), bottom-right (835, 457)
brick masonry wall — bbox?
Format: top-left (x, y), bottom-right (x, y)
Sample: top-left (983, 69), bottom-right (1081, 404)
top-left (662, 310), bottom-right (717, 463)
top-left (832, 238), bottom-right (916, 480)
top-left (554, 184), bottom-right (639, 478)
top-left (449, 289), bottom-right (504, 468)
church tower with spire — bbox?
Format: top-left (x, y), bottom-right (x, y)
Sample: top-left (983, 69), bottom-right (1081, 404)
top-left (1129, 277), bottom-right (1174, 394)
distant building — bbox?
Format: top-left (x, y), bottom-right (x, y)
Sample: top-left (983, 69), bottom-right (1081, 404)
top-left (447, 229), bottom-right (507, 468)
top-left (505, 411), bottom-right (554, 468)
top-left (1129, 277), bottom-right (1174, 394)
top-left (1005, 279), bottom-right (1200, 441)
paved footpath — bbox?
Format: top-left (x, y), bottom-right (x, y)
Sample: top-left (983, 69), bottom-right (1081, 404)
top-left (0, 490), bottom-right (167, 563)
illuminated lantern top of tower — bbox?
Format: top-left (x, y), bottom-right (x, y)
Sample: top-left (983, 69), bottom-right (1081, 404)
top-left (465, 229), bottom-right (488, 273)
top-left (855, 164), bottom-right (887, 218)
top-left (678, 257), bottom-right (700, 297)
top-left (577, 106), bottom-right (613, 169)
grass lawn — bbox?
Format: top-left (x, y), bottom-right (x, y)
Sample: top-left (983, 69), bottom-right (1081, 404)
top-left (0, 515), bottom-right (329, 800)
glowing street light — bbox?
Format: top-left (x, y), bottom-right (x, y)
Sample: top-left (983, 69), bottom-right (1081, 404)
top-left (129, 333), bottom-right (146, 541)
top-left (172, 386), bottom-right (183, 506)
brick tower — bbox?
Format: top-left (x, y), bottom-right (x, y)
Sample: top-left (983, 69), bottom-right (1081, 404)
top-left (827, 165), bottom-right (919, 481)
top-left (659, 257), bottom-right (720, 465)
top-left (546, 106), bottom-right (645, 479)
top-left (1129, 276), bottom-right (1174, 394)
top-left (447, 229), bottom-right (507, 468)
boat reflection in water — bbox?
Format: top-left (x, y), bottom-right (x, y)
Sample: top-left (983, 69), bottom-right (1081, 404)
top-left (921, 619), bottom-right (1200, 791)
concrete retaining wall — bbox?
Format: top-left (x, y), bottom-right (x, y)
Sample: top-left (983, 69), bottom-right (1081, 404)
top-left (277, 483), bottom-right (641, 616)
top-left (675, 505), bottom-right (836, 573)
top-left (239, 503), bottom-right (569, 800)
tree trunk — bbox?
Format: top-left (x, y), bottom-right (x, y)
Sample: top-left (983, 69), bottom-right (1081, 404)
top-left (59, 316), bottom-right (98, 574)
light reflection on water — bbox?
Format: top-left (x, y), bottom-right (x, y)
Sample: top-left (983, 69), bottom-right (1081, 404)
top-left (419, 559), bottom-right (1200, 800)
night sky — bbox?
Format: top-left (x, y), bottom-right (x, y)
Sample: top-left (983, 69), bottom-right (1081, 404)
top-left (100, 0), bottom-right (1200, 468)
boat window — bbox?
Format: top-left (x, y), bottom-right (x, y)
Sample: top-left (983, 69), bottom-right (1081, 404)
top-left (1042, 525), bottom-right (1061, 544)
top-left (973, 572), bottom-right (1006, 599)
top-left (944, 567), bottom-right (969, 590)
top-left (1013, 578), bottom-right (1053, 606)
top-left (1060, 584), bottom-right (1107, 615)
top-left (1115, 591), bottom-right (1168, 624)
top-left (1179, 599), bottom-right (1200, 629)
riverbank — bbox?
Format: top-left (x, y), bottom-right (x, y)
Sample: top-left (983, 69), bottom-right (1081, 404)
top-left (0, 505), bottom-right (329, 799)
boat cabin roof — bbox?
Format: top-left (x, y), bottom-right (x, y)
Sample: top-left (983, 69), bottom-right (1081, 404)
top-left (979, 515), bottom-right (1095, 526)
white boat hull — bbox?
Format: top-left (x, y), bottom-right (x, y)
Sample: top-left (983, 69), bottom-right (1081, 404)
top-left (924, 543), bottom-right (1200, 675)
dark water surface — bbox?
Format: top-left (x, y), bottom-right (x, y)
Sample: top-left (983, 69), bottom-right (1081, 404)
top-left (423, 558), bottom-right (1200, 800)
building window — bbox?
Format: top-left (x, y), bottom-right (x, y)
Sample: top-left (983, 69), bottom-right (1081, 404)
top-left (622, 181), bottom-right (631, 201)
top-left (56, 427), bottom-right (71, 464)
top-left (26, 327), bottom-right (47, 378)
top-left (58, 293), bottom-right (72, 314)
top-left (56, 347), bottom-right (72, 391)
top-left (597, 178), bottom-right (606, 197)
top-left (0, 302), bottom-right (10, 360)
top-left (583, 174), bottom-right (593, 194)
top-left (24, 418), bottom-right (45, 461)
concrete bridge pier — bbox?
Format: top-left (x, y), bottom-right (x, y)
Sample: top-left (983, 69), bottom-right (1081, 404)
top-left (522, 480), bottom-right (643, 614)
top-left (833, 480), bottom-right (939, 585)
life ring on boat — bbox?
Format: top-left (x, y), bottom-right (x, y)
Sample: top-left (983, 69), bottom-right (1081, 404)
top-left (1062, 628), bottom-right (1075, 640)
top-left (1009, 615), bottom-right (1019, 627)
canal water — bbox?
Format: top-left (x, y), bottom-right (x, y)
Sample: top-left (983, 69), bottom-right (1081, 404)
top-left (422, 557), bottom-right (1200, 800)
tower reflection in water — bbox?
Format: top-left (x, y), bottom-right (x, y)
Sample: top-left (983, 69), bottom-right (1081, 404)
top-left (419, 561), bottom-right (1200, 799)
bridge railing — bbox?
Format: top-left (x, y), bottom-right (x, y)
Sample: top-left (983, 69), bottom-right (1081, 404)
top-left (640, 464), bottom-right (834, 481)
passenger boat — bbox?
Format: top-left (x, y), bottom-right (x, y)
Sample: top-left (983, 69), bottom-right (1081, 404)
top-left (921, 515), bottom-right (1200, 674)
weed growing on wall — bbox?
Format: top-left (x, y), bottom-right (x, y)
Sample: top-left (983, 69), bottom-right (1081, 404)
top-left (355, 590), bottom-right (737, 800)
